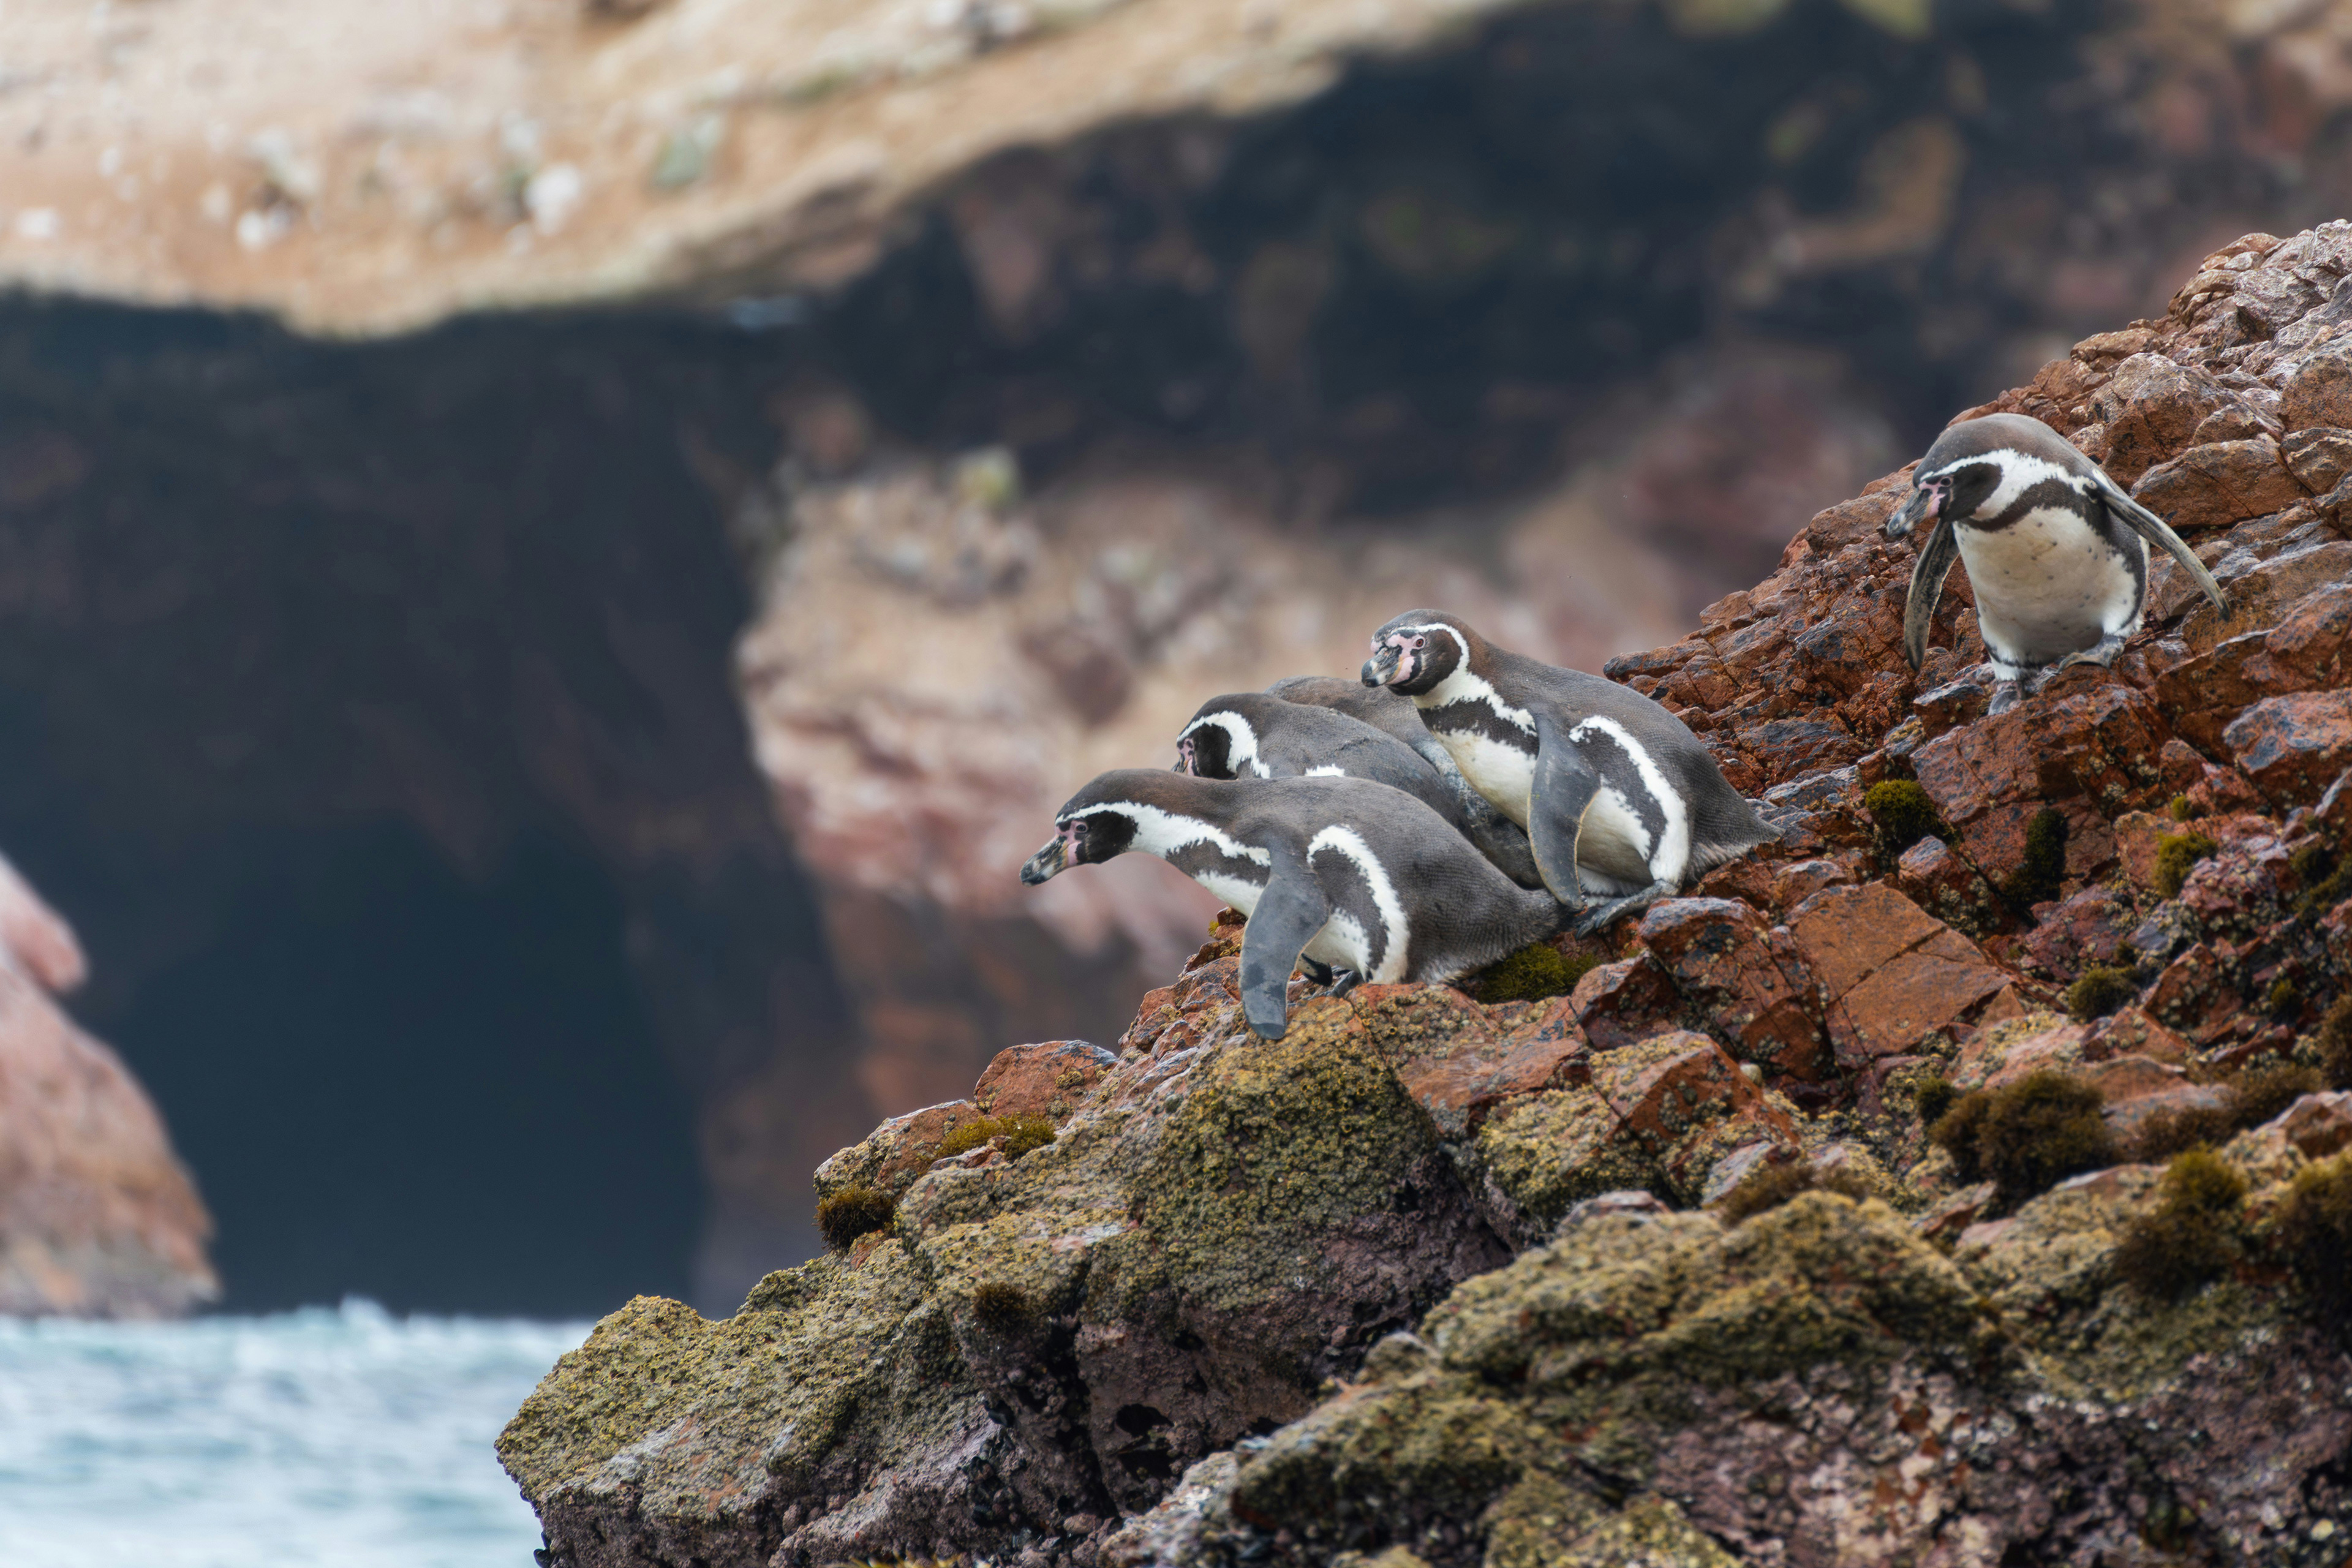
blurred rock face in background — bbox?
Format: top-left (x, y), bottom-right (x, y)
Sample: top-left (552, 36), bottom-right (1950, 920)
top-left (0, 854), bottom-right (216, 1318)
top-left (2, 0), bottom-right (2351, 1312)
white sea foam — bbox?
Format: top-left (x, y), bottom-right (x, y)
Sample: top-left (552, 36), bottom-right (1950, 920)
top-left (0, 1299), bottom-right (586, 1568)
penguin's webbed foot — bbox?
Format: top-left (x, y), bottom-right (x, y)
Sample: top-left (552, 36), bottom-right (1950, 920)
top-left (1987, 681), bottom-right (2025, 717)
top-left (1325, 969), bottom-right (1362, 1000)
top-left (1298, 957), bottom-right (1337, 988)
top-left (2055, 632), bottom-right (2128, 674)
top-left (1572, 880), bottom-right (1676, 938)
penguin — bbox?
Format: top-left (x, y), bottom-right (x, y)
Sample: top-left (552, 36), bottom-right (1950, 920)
top-left (1265, 676), bottom-right (1452, 766)
top-left (1360, 610), bottom-right (1776, 933)
top-left (1174, 690), bottom-right (1545, 889)
top-left (1882, 412), bottom-right (2230, 714)
top-left (1265, 674), bottom-right (1539, 879)
top-left (1020, 770), bottom-right (1564, 1040)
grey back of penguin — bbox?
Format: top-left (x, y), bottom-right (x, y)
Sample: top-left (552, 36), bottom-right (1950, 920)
top-left (1266, 676), bottom-right (1454, 768)
top-left (1179, 692), bottom-right (1459, 813)
top-left (1210, 687), bottom-right (1545, 888)
top-left (1265, 674), bottom-right (1544, 887)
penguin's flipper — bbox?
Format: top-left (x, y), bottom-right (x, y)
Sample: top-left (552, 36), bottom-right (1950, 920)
top-left (1902, 515), bottom-right (1962, 672)
top-left (1528, 718), bottom-right (1602, 910)
top-left (1237, 847), bottom-right (1332, 1041)
top-left (2092, 470), bottom-right (2230, 615)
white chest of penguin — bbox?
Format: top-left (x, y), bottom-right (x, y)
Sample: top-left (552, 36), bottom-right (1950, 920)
top-left (1436, 729), bottom-right (1539, 823)
top-left (1956, 507), bottom-right (2141, 649)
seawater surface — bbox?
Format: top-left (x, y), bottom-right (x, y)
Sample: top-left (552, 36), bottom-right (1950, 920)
top-left (0, 1300), bottom-right (585, 1568)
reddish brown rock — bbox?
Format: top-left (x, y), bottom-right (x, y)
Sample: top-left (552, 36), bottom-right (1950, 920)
top-left (1569, 956), bottom-right (1683, 1053)
top-left (2088, 1006), bottom-right (2192, 1065)
top-left (1588, 1029), bottom-right (1798, 1172)
top-left (1910, 679), bottom-right (2171, 880)
top-left (2018, 884), bottom-right (2137, 981)
top-left (1914, 676), bottom-right (1991, 739)
top-left (2078, 1054), bottom-right (2229, 1141)
top-left (2271, 1091), bottom-right (2352, 1159)
top-left (2144, 943), bottom-right (2237, 1038)
top-left (1390, 998), bottom-right (1589, 1137)
top-left (973, 1039), bottom-right (1119, 1120)
top-left (1789, 884), bottom-right (2013, 1065)
top-left (1971, 1019), bottom-right (2096, 1090)
top-left (0, 929), bottom-right (216, 1318)
top-left (2264, 579), bottom-right (2352, 681)
top-left (1635, 898), bottom-right (1828, 1080)
top-left (2282, 427), bottom-right (2352, 493)
top-left (1916, 1180), bottom-right (1996, 1243)
top-left (2225, 690), bottom-right (2352, 805)
top-left (1894, 835), bottom-right (2002, 933)
top-left (2129, 436), bottom-right (2308, 533)
top-left (2281, 341), bottom-right (2352, 432)
top-left (2092, 352), bottom-right (2236, 483)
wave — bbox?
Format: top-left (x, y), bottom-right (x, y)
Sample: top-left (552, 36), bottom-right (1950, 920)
top-left (0, 1298), bottom-right (587, 1568)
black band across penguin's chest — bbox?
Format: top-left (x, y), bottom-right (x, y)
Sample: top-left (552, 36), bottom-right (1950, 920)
top-left (1164, 840), bottom-right (1271, 888)
top-left (1967, 478), bottom-right (2097, 533)
top-left (1422, 698), bottom-right (1537, 753)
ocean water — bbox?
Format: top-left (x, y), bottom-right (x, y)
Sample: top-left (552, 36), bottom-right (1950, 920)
top-left (0, 1300), bottom-right (587, 1568)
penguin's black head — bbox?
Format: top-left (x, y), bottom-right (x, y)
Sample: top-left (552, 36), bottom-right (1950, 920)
top-left (1174, 715), bottom-right (1234, 778)
top-left (1174, 696), bottom-right (1275, 780)
top-left (1885, 413), bottom-right (2083, 539)
top-left (1019, 770), bottom-right (1199, 884)
top-left (1363, 609), bottom-right (1472, 697)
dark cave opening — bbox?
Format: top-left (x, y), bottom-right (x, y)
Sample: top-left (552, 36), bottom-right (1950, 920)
top-left (0, 299), bottom-right (847, 1317)
top-left (94, 823), bottom-right (699, 1316)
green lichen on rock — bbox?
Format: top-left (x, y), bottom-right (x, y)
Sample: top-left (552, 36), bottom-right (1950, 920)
top-left (1469, 1088), bottom-right (1664, 1232)
top-left (935, 1113), bottom-right (1058, 1161)
top-left (1216, 1194), bottom-right (1990, 1561)
top-left (1467, 942), bottom-right (1596, 1004)
top-left (2064, 963), bottom-right (2138, 1021)
top-left (2152, 829), bottom-right (2218, 898)
top-left (1111, 1026), bottom-right (1461, 1321)
top-left (497, 1242), bottom-right (977, 1534)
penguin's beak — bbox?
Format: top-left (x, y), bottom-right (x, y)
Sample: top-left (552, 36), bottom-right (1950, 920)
top-left (1020, 836), bottom-right (1067, 885)
top-left (1883, 484), bottom-right (1937, 542)
top-left (1362, 644), bottom-right (1401, 687)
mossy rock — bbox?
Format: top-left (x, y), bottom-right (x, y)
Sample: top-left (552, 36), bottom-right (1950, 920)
top-left (1468, 942), bottom-right (1596, 1005)
top-left (1863, 778), bottom-right (1947, 859)
top-left (2000, 806), bottom-right (2069, 905)
top-left (497, 1243), bottom-right (979, 1537)
top-left (2152, 829), bottom-right (2218, 899)
top-left (1469, 1088), bottom-right (1665, 1240)
top-left (2064, 964), bottom-right (2138, 1022)
top-left (935, 1112), bottom-right (1057, 1160)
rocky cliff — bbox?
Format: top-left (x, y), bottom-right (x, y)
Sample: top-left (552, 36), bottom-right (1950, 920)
top-left (17, 0), bottom-right (2352, 1314)
top-left (0, 853), bottom-right (216, 1317)
top-left (505, 224), bottom-right (2352, 1564)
